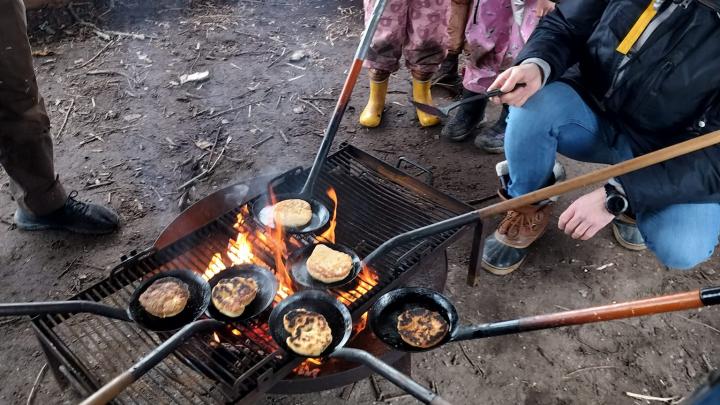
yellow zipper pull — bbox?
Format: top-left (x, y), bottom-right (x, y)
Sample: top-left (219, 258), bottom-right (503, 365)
top-left (616, 0), bottom-right (658, 55)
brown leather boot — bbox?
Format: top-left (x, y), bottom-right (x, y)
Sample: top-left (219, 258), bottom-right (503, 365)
top-left (495, 192), bottom-right (553, 249)
top-left (482, 192), bottom-right (553, 275)
top-left (481, 160), bottom-right (565, 275)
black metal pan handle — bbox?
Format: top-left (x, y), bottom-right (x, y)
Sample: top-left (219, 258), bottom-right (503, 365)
top-left (330, 348), bottom-right (452, 405)
top-left (79, 319), bottom-right (222, 405)
top-left (0, 301), bottom-right (131, 322)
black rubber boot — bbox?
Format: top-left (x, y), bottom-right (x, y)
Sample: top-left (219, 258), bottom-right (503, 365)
top-left (440, 89), bottom-right (488, 142)
top-left (14, 191), bottom-right (120, 235)
top-left (432, 52), bottom-right (460, 86)
top-left (474, 104), bottom-right (509, 154)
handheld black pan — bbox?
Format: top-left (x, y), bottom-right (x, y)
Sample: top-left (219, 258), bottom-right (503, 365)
top-left (269, 291), bottom-right (452, 405)
top-left (286, 242), bottom-right (362, 289)
top-left (251, 192), bottom-right (331, 234)
top-left (206, 264), bottom-right (279, 322)
top-left (0, 269), bottom-right (210, 332)
top-left (370, 286), bottom-right (720, 352)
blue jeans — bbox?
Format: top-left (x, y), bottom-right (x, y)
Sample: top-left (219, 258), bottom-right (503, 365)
top-left (504, 82), bottom-right (720, 270)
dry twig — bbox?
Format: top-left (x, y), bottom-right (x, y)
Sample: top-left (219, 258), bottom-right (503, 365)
top-left (76, 40), bottom-right (115, 69)
top-left (26, 363), bottom-right (48, 405)
top-left (298, 98), bottom-right (325, 115)
top-left (624, 392), bottom-right (679, 403)
top-left (563, 365), bottom-right (618, 379)
top-left (54, 98), bottom-right (75, 142)
top-left (251, 134), bottom-right (274, 149)
top-left (677, 315), bottom-right (720, 334)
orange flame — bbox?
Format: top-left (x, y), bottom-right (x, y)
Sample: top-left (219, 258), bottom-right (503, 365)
top-left (212, 332), bottom-right (221, 343)
top-left (228, 232), bottom-right (254, 265)
top-left (268, 189), bottom-right (294, 295)
top-left (203, 253), bottom-right (227, 280)
top-left (353, 311), bottom-right (369, 334)
top-left (318, 187), bottom-right (338, 244)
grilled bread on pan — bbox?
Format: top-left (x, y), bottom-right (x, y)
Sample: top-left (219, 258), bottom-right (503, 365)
top-left (397, 308), bottom-right (449, 349)
top-left (284, 309), bottom-right (333, 357)
top-left (306, 244), bottom-right (353, 283)
top-left (211, 276), bottom-right (259, 317)
top-left (138, 277), bottom-right (190, 318)
top-left (273, 199), bottom-right (312, 228)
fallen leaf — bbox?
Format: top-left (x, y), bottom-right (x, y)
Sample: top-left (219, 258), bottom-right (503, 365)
top-left (195, 140), bottom-right (213, 150)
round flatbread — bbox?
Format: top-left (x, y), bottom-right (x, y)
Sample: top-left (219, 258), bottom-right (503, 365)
top-left (138, 277), bottom-right (190, 318)
top-left (397, 308), bottom-right (449, 349)
top-left (273, 199), bottom-right (312, 228)
top-left (306, 244), bottom-right (353, 284)
top-left (212, 276), bottom-right (259, 318)
top-left (284, 309), bottom-right (333, 357)
top-left (283, 308), bottom-right (309, 334)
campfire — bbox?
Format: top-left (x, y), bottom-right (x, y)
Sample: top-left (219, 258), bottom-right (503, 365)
top-left (199, 186), bottom-right (380, 378)
top-left (31, 145), bottom-right (475, 403)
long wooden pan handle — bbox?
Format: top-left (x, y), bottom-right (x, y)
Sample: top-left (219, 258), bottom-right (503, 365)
top-left (479, 128), bottom-right (720, 217)
top-left (453, 286), bottom-right (720, 341)
top-left (362, 129), bottom-right (720, 265)
top-left (300, 0), bottom-right (390, 197)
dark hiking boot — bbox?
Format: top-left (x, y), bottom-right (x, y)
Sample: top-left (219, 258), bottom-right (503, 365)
top-left (611, 214), bottom-right (646, 251)
top-left (474, 104), bottom-right (508, 154)
top-left (432, 52), bottom-right (460, 86)
top-left (482, 160), bottom-right (566, 275)
top-left (440, 89), bottom-right (488, 142)
top-left (14, 191), bottom-right (119, 235)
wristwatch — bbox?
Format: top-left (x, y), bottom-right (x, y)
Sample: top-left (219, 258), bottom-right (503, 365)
top-left (604, 184), bottom-right (628, 216)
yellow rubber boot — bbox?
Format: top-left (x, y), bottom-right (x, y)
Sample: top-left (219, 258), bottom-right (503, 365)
top-left (412, 78), bottom-right (441, 127)
top-left (359, 78), bottom-right (388, 128)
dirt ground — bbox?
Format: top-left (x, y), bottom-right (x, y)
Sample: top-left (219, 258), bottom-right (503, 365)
top-left (1, 1), bottom-right (719, 404)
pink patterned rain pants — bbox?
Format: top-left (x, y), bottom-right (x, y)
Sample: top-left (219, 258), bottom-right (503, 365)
top-left (463, 0), bottom-right (541, 93)
top-left (363, 0), bottom-right (451, 75)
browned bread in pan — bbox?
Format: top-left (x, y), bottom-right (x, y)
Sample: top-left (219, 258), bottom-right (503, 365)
top-left (138, 277), bottom-right (190, 318)
top-left (283, 309), bottom-right (333, 356)
top-left (397, 308), bottom-right (448, 349)
top-left (211, 276), bottom-right (258, 317)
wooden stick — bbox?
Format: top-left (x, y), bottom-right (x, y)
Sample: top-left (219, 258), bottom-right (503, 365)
top-left (54, 98), bottom-right (75, 141)
top-left (477, 129), bottom-right (720, 218)
top-left (26, 363), bottom-right (48, 405)
top-left (77, 40), bottom-right (115, 69)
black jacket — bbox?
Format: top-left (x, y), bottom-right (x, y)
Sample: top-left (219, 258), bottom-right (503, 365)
top-left (517, 0), bottom-right (720, 212)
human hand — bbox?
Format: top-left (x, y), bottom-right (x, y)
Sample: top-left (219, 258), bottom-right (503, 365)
top-left (558, 188), bottom-right (615, 240)
top-left (488, 64), bottom-right (543, 107)
top-left (537, 0), bottom-right (556, 17)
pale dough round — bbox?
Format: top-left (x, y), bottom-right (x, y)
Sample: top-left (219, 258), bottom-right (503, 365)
top-left (138, 277), bottom-right (190, 318)
top-left (273, 199), bottom-right (312, 228)
top-left (306, 244), bottom-right (353, 283)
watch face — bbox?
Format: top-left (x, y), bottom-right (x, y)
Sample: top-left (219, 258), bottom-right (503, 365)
top-left (606, 195), bottom-right (627, 215)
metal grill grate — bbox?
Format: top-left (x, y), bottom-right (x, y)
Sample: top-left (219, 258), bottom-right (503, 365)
top-left (32, 145), bottom-right (472, 404)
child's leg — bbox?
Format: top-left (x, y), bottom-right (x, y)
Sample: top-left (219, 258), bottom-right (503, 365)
top-left (363, 0), bottom-right (409, 73)
top-left (462, 0), bottom-right (513, 93)
top-left (403, 0), bottom-right (450, 78)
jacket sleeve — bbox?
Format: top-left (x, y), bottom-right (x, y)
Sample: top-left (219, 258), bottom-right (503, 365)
top-left (516, 0), bottom-right (608, 81)
top-left (619, 115), bottom-right (720, 213)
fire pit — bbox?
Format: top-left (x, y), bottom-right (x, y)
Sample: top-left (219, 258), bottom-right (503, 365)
top-left (31, 144), bottom-right (478, 403)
